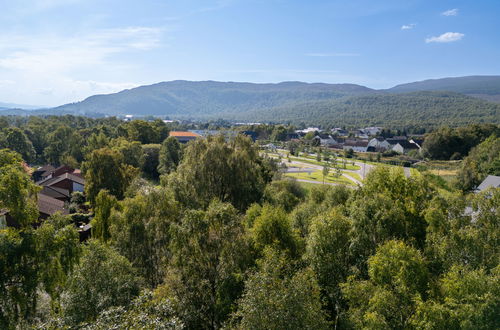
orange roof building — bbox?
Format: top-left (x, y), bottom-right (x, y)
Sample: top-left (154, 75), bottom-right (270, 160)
top-left (169, 131), bottom-right (200, 143)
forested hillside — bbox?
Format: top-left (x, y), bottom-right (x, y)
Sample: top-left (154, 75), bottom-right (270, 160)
top-left (389, 75), bottom-right (500, 102)
top-left (52, 80), bottom-right (374, 117)
top-left (235, 91), bottom-right (500, 128)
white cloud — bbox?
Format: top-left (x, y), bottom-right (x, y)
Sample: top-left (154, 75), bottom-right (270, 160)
top-left (442, 8), bottom-right (459, 16)
top-left (306, 53), bottom-right (360, 57)
top-left (425, 32), bottom-right (464, 43)
top-left (401, 23), bottom-right (416, 30)
top-left (0, 26), bottom-right (163, 105)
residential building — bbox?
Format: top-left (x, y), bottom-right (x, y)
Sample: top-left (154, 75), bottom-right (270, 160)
top-left (169, 131), bottom-right (201, 143)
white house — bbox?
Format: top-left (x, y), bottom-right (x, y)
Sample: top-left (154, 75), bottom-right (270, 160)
top-left (368, 137), bottom-right (391, 150)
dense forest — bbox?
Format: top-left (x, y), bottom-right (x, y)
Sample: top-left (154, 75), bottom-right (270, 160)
top-left (0, 116), bottom-right (499, 329)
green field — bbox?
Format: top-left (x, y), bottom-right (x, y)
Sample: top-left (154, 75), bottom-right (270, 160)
top-left (285, 170), bottom-right (354, 185)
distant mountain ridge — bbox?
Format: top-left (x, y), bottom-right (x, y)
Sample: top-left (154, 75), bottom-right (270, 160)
top-left (1, 76), bottom-right (499, 127)
top-left (388, 75), bottom-right (500, 102)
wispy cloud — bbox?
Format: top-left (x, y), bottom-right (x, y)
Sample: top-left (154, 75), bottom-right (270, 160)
top-left (306, 53), bottom-right (360, 57)
top-left (425, 32), bottom-right (464, 43)
top-left (0, 26), bottom-right (164, 105)
top-left (442, 8), bottom-right (459, 16)
top-left (401, 23), bottom-right (416, 30)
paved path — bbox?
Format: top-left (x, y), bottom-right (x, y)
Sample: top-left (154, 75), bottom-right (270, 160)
top-left (295, 179), bottom-right (356, 188)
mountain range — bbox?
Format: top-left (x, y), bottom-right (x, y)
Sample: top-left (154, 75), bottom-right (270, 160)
top-left (1, 75), bottom-right (500, 128)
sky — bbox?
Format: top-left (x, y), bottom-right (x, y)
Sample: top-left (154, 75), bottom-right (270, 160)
top-left (1, 0), bottom-right (500, 106)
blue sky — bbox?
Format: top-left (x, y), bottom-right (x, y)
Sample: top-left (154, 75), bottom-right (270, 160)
top-left (1, 0), bottom-right (499, 106)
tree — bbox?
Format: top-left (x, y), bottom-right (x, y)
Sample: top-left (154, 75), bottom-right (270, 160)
top-left (2, 127), bottom-right (35, 162)
top-left (91, 190), bottom-right (118, 242)
top-left (43, 126), bottom-right (73, 165)
top-left (0, 215), bottom-right (80, 328)
top-left (306, 208), bottom-right (352, 326)
top-left (62, 240), bottom-right (142, 326)
top-left (110, 137), bottom-right (144, 169)
top-left (411, 265), bottom-right (500, 329)
top-left (162, 200), bottom-right (249, 329)
top-left (455, 135), bottom-right (500, 191)
top-left (232, 248), bottom-right (330, 330)
top-left (82, 148), bottom-right (138, 206)
top-left (322, 162), bottom-right (329, 184)
top-left (141, 144), bottom-right (161, 179)
top-left (166, 135), bottom-right (276, 211)
top-left (262, 179), bottom-right (305, 212)
top-left (250, 204), bottom-right (301, 258)
top-left (158, 136), bottom-right (182, 175)
top-left (109, 187), bottom-right (180, 287)
top-left (341, 240), bottom-right (428, 329)
top-left (0, 149), bottom-right (39, 227)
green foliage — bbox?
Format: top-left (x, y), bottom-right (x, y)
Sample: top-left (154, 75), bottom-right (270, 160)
top-left (422, 124), bottom-right (499, 160)
top-left (91, 190), bottom-right (118, 242)
top-left (0, 149), bottom-right (39, 227)
top-left (1, 127), bottom-right (35, 162)
top-left (167, 134), bottom-right (275, 211)
top-left (82, 147), bottom-right (138, 206)
top-left (262, 179), bottom-right (306, 212)
top-left (109, 137), bottom-right (144, 168)
top-left (163, 200), bottom-right (249, 329)
top-left (232, 248), bottom-right (330, 330)
top-left (158, 136), bottom-right (182, 175)
top-left (0, 215), bottom-right (80, 329)
top-left (411, 266), bottom-right (500, 329)
top-left (109, 187), bottom-right (180, 287)
top-left (306, 208), bottom-right (352, 325)
top-left (342, 240), bottom-right (428, 329)
top-left (250, 204), bottom-right (301, 258)
top-left (86, 291), bottom-right (182, 329)
top-left (62, 240), bottom-right (142, 325)
top-left (455, 135), bottom-right (500, 191)
top-left (141, 144), bottom-right (161, 179)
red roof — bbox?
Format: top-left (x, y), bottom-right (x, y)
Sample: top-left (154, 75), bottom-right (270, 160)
top-left (169, 131), bottom-right (200, 137)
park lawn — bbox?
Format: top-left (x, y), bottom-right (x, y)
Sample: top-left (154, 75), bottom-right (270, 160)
top-left (290, 156), bottom-right (361, 170)
top-left (345, 172), bottom-right (362, 182)
top-left (285, 170), bottom-right (354, 185)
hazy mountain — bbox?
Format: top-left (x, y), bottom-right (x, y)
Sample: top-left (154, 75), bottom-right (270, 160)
top-left (0, 102), bottom-right (43, 110)
top-left (388, 75), bottom-right (500, 102)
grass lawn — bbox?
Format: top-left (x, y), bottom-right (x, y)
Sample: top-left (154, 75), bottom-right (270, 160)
top-left (289, 156), bottom-right (361, 170)
top-left (285, 170), bottom-right (354, 185)
top-left (345, 172), bottom-right (362, 182)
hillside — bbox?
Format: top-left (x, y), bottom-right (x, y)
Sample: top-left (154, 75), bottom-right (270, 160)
top-left (52, 80), bottom-right (374, 117)
top-left (388, 75), bottom-right (500, 102)
top-left (2, 76), bottom-right (500, 128)
top-left (228, 91), bottom-right (500, 128)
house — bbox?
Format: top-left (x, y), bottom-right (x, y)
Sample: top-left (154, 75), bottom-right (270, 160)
top-left (32, 165), bottom-right (56, 182)
top-left (392, 141), bottom-right (420, 154)
top-left (363, 127), bottom-right (382, 136)
top-left (475, 175), bottom-right (500, 192)
top-left (296, 127), bottom-right (320, 134)
top-left (343, 140), bottom-right (369, 152)
top-left (169, 131), bottom-right (200, 143)
top-left (37, 172), bottom-right (85, 194)
top-left (410, 138), bottom-right (425, 149)
top-left (317, 134), bottom-right (339, 146)
top-left (39, 185), bottom-right (72, 202)
top-left (37, 193), bottom-right (69, 220)
top-left (368, 137), bottom-right (391, 150)
top-left (0, 194), bottom-right (69, 228)
top-left (331, 128), bottom-right (349, 136)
